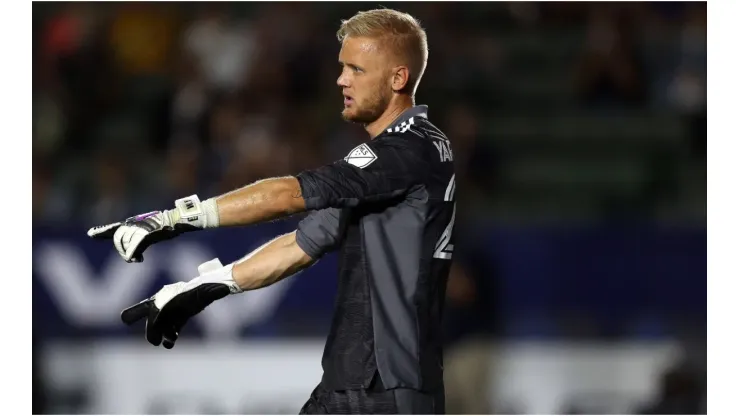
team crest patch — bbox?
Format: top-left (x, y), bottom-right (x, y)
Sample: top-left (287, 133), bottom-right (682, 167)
top-left (344, 143), bottom-right (377, 169)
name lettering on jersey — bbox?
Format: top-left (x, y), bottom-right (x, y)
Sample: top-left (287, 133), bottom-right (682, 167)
top-left (433, 140), bottom-right (454, 162)
top-left (344, 143), bottom-right (378, 169)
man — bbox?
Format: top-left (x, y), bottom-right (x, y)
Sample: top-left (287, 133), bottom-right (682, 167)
top-left (89, 9), bottom-right (455, 414)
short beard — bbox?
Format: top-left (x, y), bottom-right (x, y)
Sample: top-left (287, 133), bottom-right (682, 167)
top-left (342, 88), bottom-right (392, 125)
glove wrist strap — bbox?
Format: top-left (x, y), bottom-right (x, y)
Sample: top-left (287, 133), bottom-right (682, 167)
top-left (188, 262), bottom-right (242, 294)
top-left (170, 195), bottom-right (220, 229)
top-left (201, 198), bottom-right (220, 228)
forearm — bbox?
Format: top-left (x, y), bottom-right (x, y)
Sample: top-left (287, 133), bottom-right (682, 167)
top-left (231, 231), bottom-right (315, 291)
top-left (214, 177), bottom-right (307, 228)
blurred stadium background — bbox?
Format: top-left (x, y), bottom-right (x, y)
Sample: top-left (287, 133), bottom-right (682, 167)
top-left (32, 2), bottom-right (706, 414)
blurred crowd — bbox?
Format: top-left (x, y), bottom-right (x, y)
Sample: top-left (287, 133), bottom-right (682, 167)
top-left (32, 2), bottom-right (706, 225)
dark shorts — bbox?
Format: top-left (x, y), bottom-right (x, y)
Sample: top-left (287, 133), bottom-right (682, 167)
top-left (299, 374), bottom-right (445, 415)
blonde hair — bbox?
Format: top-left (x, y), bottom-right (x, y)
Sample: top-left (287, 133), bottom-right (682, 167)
top-left (337, 8), bottom-right (428, 95)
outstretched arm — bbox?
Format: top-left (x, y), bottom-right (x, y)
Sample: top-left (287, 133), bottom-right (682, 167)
top-left (230, 204), bottom-right (346, 289)
top-left (231, 231), bottom-right (314, 291)
top-left (212, 137), bottom-right (426, 227)
top-left (119, 231), bottom-right (315, 349)
top-left (89, 136), bottom-right (423, 263)
top-left (151, 137), bottom-right (425, 230)
top-left (231, 205), bottom-right (348, 292)
top-left (214, 177), bottom-right (307, 228)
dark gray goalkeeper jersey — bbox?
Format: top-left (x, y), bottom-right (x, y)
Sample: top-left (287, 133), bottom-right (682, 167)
top-left (295, 105), bottom-right (456, 393)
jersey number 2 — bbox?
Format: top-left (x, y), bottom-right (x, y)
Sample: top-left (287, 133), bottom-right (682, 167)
top-left (434, 175), bottom-right (456, 260)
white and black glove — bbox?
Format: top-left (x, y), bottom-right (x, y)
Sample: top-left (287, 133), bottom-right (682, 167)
top-left (120, 258), bottom-right (242, 348)
top-left (87, 195), bottom-right (220, 263)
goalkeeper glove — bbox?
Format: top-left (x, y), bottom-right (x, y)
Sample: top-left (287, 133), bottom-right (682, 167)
top-left (87, 195), bottom-right (219, 263)
top-left (120, 258), bottom-right (242, 348)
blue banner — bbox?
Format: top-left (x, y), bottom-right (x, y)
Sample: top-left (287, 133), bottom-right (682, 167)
top-left (32, 222), bottom-right (706, 340)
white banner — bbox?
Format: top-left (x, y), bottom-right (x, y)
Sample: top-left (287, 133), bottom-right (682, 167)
top-left (42, 340), bottom-right (681, 414)
top-left (490, 342), bottom-right (681, 413)
top-left (44, 340), bottom-right (326, 414)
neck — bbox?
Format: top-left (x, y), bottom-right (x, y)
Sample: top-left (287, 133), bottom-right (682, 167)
top-left (365, 95), bottom-right (414, 138)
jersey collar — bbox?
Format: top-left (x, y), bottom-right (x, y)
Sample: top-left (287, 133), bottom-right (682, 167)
top-left (386, 105), bottom-right (429, 132)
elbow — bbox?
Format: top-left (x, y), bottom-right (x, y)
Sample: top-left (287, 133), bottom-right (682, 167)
top-left (272, 177), bottom-right (307, 216)
top-left (286, 231), bottom-right (316, 267)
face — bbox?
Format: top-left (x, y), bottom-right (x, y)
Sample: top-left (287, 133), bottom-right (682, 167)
top-left (337, 36), bottom-right (395, 124)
